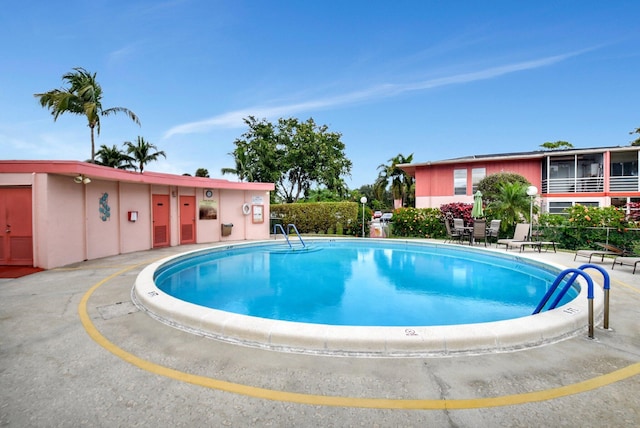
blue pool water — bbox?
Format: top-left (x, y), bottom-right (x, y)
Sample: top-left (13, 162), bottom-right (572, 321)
top-left (154, 240), bottom-right (577, 327)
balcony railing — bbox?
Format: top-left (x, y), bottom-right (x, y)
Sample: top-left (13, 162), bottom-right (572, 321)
top-left (542, 177), bottom-right (604, 194)
top-left (610, 176), bottom-right (640, 192)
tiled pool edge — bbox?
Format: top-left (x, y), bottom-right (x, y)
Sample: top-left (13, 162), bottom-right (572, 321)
top-left (131, 239), bottom-right (603, 357)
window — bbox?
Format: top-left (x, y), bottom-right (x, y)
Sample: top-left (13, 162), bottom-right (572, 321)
top-left (576, 154), bottom-right (603, 178)
top-left (612, 197), bottom-right (640, 219)
top-left (472, 168), bottom-right (486, 193)
top-left (454, 169), bottom-right (467, 195)
top-left (610, 152), bottom-right (638, 176)
top-left (549, 156), bottom-right (574, 179)
top-left (548, 202), bottom-right (572, 215)
top-left (548, 201), bottom-right (599, 215)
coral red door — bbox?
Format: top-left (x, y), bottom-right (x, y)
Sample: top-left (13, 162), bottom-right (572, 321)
top-left (179, 196), bottom-right (196, 244)
top-left (152, 194), bottom-right (170, 248)
top-left (0, 187), bottom-right (34, 266)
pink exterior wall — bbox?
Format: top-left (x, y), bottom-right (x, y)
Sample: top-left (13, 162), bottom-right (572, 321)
top-left (415, 164), bottom-right (452, 197)
top-left (415, 159), bottom-right (541, 198)
top-left (39, 175), bottom-right (86, 268)
top-left (0, 161), bottom-right (275, 269)
top-left (120, 182), bottom-right (153, 253)
top-left (412, 158), bottom-right (543, 209)
top-left (485, 160), bottom-right (541, 190)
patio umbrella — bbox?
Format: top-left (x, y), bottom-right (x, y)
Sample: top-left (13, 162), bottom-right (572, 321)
top-left (472, 190), bottom-right (484, 219)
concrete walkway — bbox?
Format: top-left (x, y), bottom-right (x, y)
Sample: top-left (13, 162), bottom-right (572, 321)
top-left (1, 241), bottom-right (639, 427)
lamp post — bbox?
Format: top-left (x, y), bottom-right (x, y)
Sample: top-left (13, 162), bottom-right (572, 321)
top-left (360, 196), bottom-right (367, 237)
top-left (526, 186), bottom-right (538, 241)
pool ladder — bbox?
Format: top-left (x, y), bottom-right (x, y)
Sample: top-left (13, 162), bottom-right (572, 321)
top-left (273, 223), bottom-right (306, 249)
top-left (532, 264), bottom-right (611, 339)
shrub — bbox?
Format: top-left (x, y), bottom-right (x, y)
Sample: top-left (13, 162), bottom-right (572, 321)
top-left (536, 205), bottom-right (636, 251)
top-left (390, 207), bottom-right (446, 238)
top-left (625, 201), bottom-right (640, 224)
top-left (439, 202), bottom-right (473, 225)
top-left (477, 172), bottom-right (530, 203)
top-left (271, 202), bottom-right (359, 234)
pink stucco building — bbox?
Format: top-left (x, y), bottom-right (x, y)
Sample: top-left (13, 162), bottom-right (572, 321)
top-left (0, 161), bottom-right (274, 269)
top-left (400, 146), bottom-right (640, 215)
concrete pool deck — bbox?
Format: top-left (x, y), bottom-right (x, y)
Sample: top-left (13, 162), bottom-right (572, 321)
top-left (1, 240), bottom-right (639, 426)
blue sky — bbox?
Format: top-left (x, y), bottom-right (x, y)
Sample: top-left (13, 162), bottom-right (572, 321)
top-left (2, 1), bottom-right (639, 188)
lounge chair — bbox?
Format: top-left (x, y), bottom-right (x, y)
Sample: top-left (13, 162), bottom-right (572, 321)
top-left (611, 256), bottom-right (640, 274)
top-left (496, 223), bottom-right (530, 250)
top-left (509, 227), bottom-right (557, 253)
top-left (574, 243), bottom-right (627, 263)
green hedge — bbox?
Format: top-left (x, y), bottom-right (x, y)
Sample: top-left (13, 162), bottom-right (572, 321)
top-left (535, 225), bottom-right (640, 253)
top-left (271, 202), bottom-right (370, 236)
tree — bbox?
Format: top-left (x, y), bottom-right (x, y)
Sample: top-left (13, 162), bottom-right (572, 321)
top-left (477, 172), bottom-right (531, 204)
top-left (540, 141), bottom-right (573, 150)
top-left (376, 153), bottom-right (414, 208)
top-left (221, 144), bottom-right (253, 181)
top-left (629, 127), bottom-right (640, 146)
top-left (94, 144), bottom-right (135, 169)
top-left (195, 168), bottom-right (210, 177)
top-left (123, 136), bottom-right (166, 173)
top-left (35, 67), bottom-right (140, 162)
top-left (302, 188), bottom-right (343, 202)
top-left (226, 116), bottom-right (352, 202)
top-left (486, 182), bottom-right (536, 229)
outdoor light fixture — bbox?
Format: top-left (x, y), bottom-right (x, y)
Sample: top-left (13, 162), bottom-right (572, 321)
top-left (360, 196), bottom-right (367, 237)
top-left (74, 174), bottom-right (91, 185)
top-left (526, 185), bottom-right (538, 241)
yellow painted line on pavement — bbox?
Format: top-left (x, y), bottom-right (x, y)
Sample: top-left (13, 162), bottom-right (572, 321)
top-left (79, 265), bottom-right (640, 410)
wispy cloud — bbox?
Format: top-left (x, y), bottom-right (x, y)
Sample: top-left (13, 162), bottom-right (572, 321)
top-left (163, 50), bottom-right (587, 139)
top-left (107, 42), bottom-right (145, 65)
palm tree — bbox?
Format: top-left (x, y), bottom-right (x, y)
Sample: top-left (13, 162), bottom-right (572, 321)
top-left (376, 153), bottom-right (414, 208)
top-left (123, 136), bottom-right (166, 173)
top-left (221, 145), bottom-right (253, 181)
top-left (195, 168), bottom-right (210, 177)
top-left (94, 144), bottom-right (135, 169)
top-left (487, 182), bottom-right (536, 230)
top-left (34, 67), bottom-right (140, 162)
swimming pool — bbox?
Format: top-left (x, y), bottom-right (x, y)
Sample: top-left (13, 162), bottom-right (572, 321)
top-left (153, 240), bottom-right (576, 326)
top-left (133, 238), bottom-right (601, 356)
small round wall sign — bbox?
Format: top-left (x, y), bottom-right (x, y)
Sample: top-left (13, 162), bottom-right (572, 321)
top-left (205, 189), bottom-right (213, 198)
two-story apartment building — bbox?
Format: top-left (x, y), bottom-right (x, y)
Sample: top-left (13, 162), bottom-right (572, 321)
top-left (399, 146), bottom-right (640, 216)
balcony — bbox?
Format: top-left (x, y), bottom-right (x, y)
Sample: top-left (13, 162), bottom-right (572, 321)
top-left (542, 177), bottom-right (604, 194)
top-left (610, 176), bottom-right (640, 192)
top-left (542, 176), bottom-right (639, 193)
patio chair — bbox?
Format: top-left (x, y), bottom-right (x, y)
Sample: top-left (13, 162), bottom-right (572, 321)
top-left (486, 219), bottom-right (501, 244)
top-left (452, 218), bottom-right (470, 243)
top-left (611, 256), bottom-right (640, 274)
top-left (444, 219), bottom-right (463, 244)
top-left (496, 223), bottom-right (530, 250)
top-left (470, 220), bottom-right (487, 246)
top-left (574, 243), bottom-right (627, 263)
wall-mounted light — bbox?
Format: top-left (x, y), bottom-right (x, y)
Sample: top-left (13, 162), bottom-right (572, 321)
top-left (74, 174), bottom-right (91, 184)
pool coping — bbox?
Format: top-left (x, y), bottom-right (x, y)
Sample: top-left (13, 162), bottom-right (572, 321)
top-left (132, 238), bottom-right (603, 357)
